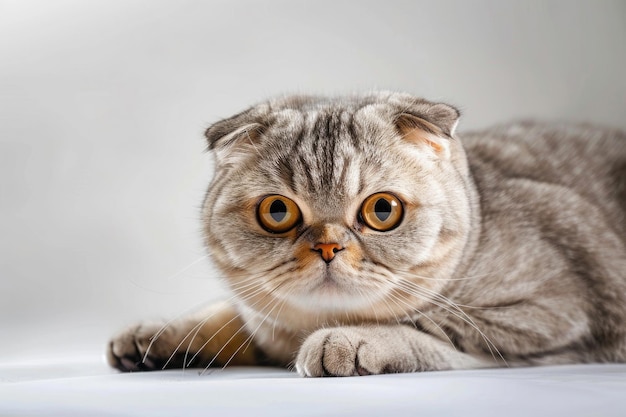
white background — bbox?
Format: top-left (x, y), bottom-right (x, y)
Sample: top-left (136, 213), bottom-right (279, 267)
top-left (1, 0), bottom-right (625, 360)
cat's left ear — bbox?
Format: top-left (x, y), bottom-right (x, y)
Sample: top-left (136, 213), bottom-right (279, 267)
top-left (394, 102), bottom-right (460, 160)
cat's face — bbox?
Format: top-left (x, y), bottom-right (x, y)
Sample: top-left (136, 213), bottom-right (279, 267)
top-left (202, 93), bottom-right (473, 327)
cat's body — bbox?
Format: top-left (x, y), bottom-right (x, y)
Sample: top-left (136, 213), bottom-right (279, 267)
top-left (108, 93), bottom-right (626, 376)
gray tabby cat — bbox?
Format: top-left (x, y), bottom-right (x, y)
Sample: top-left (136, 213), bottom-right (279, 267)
top-left (108, 92), bottom-right (626, 376)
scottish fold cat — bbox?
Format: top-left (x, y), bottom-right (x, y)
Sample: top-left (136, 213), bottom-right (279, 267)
top-left (108, 92), bottom-right (626, 376)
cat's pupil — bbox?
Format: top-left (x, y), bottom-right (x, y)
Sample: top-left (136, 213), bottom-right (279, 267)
top-left (374, 198), bottom-right (392, 221)
top-left (270, 200), bottom-right (288, 223)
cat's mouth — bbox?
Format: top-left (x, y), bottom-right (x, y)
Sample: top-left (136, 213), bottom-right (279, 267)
top-left (296, 275), bottom-right (376, 313)
top-left (300, 267), bottom-right (365, 304)
top-left (318, 269), bottom-right (340, 288)
top-left (279, 261), bottom-right (385, 312)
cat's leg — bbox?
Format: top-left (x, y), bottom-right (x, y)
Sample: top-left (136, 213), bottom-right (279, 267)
top-left (107, 301), bottom-right (262, 372)
top-left (295, 324), bottom-right (495, 377)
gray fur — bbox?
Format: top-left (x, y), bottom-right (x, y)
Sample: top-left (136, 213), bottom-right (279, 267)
top-left (108, 92), bottom-right (626, 376)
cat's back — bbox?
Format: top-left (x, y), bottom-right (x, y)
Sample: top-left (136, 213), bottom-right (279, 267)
top-left (462, 121), bottom-right (626, 238)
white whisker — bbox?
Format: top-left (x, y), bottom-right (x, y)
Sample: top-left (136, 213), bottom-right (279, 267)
top-left (200, 297), bottom-right (279, 375)
top-left (394, 278), bottom-right (506, 365)
top-left (166, 282), bottom-right (267, 369)
top-left (218, 291), bottom-right (290, 371)
top-left (164, 255), bottom-right (209, 282)
top-left (144, 274), bottom-right (265, 366)
top-left (386, 290), bottom-right (457, 351)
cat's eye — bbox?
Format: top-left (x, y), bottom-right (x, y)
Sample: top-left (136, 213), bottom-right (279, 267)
top-left (360, 192), bottom-right (404, 231)
top-left (257, 195), bottom-right (301, 233)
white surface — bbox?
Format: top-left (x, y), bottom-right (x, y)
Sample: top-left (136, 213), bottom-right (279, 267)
top-left (2, 359), bottom-right (626, 417)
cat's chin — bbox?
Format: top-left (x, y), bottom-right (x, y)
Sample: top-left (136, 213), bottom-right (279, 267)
top-left (291, 289), bottom-right (375, 312)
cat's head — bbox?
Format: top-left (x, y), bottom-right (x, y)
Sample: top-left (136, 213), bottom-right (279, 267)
top-left (202, 92), bottom-right (474, 327)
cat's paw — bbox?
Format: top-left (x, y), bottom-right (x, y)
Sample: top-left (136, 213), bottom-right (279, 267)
top-left (107, 322), bottom-right (183, 372)
top-left (295, 327), bottom-right (408, 377)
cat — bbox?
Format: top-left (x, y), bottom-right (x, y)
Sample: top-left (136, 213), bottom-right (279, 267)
top-left (107, 92), bottom-right (626, 376)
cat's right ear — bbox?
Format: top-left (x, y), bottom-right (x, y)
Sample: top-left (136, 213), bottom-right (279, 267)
top-left (204, 107), bottom-right (267, 165)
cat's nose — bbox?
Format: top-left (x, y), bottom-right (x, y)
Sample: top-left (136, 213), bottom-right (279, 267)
top-left (312, 243), bottom-right (344, 264)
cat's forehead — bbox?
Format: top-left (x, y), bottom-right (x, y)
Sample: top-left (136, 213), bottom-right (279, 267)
top-left (265, 99), bottom-right (395, 155)
top-left (257, 106), bottom-right (411, 217)
top-left (267, 98), bottom-right (390, 134)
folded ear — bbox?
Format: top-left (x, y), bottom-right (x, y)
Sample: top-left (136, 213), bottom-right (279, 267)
top-left (393, 100), bottom-right (460, 159)
top-left (204, 106), bottom-right (268, 165)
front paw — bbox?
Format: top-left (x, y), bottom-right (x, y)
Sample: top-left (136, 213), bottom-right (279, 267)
top-left (295, 327), bottom-right (410, 377)
top-left (107, 321), bottom-right (182, 372)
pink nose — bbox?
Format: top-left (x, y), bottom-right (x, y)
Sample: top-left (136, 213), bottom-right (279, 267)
top-left (313, 243), bottom-right (344, 263)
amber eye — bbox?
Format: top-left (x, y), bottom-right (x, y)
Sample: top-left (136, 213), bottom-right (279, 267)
top-left (257, 195), bottom-right (301, 233)
top-left (360, 192), bottom-right (404, 231)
